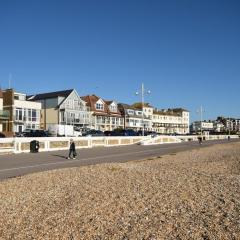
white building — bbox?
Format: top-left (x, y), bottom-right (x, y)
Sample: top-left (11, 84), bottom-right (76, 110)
top-left (14, 92), bottom-right (42, 132)
top-left (190, 121), bottom-right (214, 133)
top-left (1, 89), bottom-right (41, 134)
top-left (118, 103), bottom-right (152, 131)
top-left (81, 95), bottom-right (124, 131)
top-left (152, 108), bottom-right (190, 134)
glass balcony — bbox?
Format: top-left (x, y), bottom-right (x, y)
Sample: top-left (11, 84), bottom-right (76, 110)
top-left (0, 110), bottom-right (10, 119)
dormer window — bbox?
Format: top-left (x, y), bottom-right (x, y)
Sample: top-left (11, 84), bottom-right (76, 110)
top-left (110, 105), bottom-right (117, 112)
top-left (96, 103), bottom-right (104, 110)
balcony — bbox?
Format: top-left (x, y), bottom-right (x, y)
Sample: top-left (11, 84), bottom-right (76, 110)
top-left (0, 110), bottom-right (10, 119)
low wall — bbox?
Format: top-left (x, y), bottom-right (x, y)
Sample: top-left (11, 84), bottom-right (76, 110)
top-left (0, 136), bottom-right (147, 154)
top-left (177, 135), bottom-right (239, 142)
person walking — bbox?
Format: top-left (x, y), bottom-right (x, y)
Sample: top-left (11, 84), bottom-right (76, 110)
top-left (67, 139), bottom-right (76, 159)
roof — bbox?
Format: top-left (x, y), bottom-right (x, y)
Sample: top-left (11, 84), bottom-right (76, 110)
top-left (27, 89), bottom-right (74, 101)
top-left (118, 103), bottom-right (138, 111)
top-left (131, 102), bottom-right (153, 109)
top-left (171, 108), bottom-right (189, 112)
top-left (81, 95), bottom-right (122, 116)
top-left (153, 110), bottom-right (182, 117)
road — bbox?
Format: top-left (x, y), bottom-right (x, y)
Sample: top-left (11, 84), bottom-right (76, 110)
top-left (0, 139), bottom-right (239, 181)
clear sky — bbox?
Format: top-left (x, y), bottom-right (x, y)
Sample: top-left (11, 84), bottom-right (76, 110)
top-left (0, 0), bottom-right (239, 121)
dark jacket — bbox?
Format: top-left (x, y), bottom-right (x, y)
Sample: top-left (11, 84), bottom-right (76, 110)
top-left (70, 142), bottom-right (76, 151)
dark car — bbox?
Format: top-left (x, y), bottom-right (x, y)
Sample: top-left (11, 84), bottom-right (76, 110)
top-left (82, 130), bottom-right (104, 137)
top-left (112, 129), bottom-right (138, 136)
top-left (0, 132), bottom-right (6, 138)
top-left (104, 131), bottom-right (114, 136)
top-left (24, 130), bottom-right (49, 137)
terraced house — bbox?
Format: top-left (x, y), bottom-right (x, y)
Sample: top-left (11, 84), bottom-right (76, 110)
top-left (1, 89), bottom-right (41, 135)
top-left (81, 95), bottom-right (124, 131)
top-left (118, 103), bottom-right (152, 131)
top-left (28, 89), bottom-right (90, 131)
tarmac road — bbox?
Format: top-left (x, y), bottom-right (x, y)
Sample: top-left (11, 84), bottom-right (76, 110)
top-left (0, 139), bottom-right (239, 181)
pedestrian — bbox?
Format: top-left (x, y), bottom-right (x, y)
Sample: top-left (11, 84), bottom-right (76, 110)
top-left (198, 137), bottom-right (202, 145)
top-left (67, 139), bottom-right (77, 159)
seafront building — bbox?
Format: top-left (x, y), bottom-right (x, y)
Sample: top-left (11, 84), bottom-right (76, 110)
top-left (190, 121), bottom-right (214, 134)
top-left (28, 89), bottom-right (90, 132)
top-left (1, 89), bottom-right (41, 135)
top-left (81, 95), bottom-right (124, 131)
top-left (0, 88), bottom-right (192, 136)
top-left (152, 108), bottom-right (190, 134)
top-left (118, 103), bottom-right (152, 131)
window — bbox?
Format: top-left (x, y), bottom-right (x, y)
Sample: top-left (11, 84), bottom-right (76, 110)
top-left (110, 105), bottom-right (117, 112)
top-left (96, 103), bottom-right (104, 110)
top-left (32, 110), bottom-right (37, 122)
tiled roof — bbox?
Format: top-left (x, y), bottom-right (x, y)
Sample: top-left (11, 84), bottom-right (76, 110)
top-left (28, 89), bottom-right (74, 100)
top-left (131, 102), bottom-right (153, 109)
top-left (81, 95), bottom-right (122, 116)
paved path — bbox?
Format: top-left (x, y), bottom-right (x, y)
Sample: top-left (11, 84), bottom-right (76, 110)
top-left (0, 139), bottom-right (239, 180)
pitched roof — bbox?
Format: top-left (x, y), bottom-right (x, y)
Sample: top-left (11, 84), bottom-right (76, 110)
top-left (118, 103), bottom-right (138, 111)
top-left (28, 89), bottom-right (74, 101)
top-left (131, 102), bottom-right (153, 109)
top-left (81, 95), bottom-right (122, 116)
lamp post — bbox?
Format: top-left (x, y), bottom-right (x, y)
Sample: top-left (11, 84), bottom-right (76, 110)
top-left (136, 83), bottom-right (151, 136)
top-left (196, 106), bottom-right (204, 139)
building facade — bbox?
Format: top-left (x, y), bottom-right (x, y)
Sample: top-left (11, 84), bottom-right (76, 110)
top-left (152, 108), bottom-right (190, 134)
top-left (28, 89), bottom-right (90, 131)
top-left (82, 95), bottom-right (124, 131)
top-left (190, 121), bottom-right (214, 134)
top-left (118, 103), bottom-right (152, 131)
top-left (1, 89), bottom-right (41, 134)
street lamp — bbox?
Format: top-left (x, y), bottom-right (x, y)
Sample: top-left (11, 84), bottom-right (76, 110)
top-left (135, 83), bottom-right (151, 136)
top-left (196, 106), bottom-right (205, 140)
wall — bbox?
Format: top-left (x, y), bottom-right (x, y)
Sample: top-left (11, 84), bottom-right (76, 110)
top-left (0, 136), bottom-right (146, 154)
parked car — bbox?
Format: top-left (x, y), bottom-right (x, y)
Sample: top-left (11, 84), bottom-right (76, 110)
top-left (104, 131), bottom-right (114, 136)
top-left (0, 132), bottom-right (6, 138)
top-left (112, 129), bottom-right (138, 136)
top-left (137, 130), bottom-right (158, 136)
top-left (24, 130), bottom-right (50, 137)
top-left (82, 130), bottom-right (104, 137)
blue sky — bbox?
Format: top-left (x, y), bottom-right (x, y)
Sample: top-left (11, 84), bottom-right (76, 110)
top-left (0, 0), bottom-right (239, 121)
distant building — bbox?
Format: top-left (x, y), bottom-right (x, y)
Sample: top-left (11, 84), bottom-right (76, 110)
top-left (216, 116), bottom-right (240, 133)
top-left (190, 121), bottom-right (214, 133)
top-left (1, 89), bottom-right (41, 135)
top-left (28, 89), bottom-right (90, 131)
top-left (81, 95), bottom-right (124, 131)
